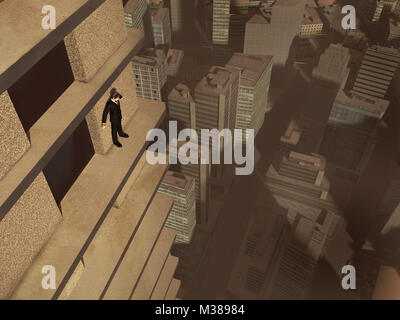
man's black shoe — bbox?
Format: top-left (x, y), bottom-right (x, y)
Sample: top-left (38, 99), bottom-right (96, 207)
top-left (114, 141), bottom-right (122, 147)
top-left (120, 133), bottom-right (129, 138)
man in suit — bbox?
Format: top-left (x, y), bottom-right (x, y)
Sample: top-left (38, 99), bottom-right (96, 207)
top-left (101, 88), bottom-right (129, 147)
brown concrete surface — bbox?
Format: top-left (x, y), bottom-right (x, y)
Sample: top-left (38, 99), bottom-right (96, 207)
top-left (0, 90), bottom-right (30, 180)
top-left (67, 154), bottom-right (167, 299)
top-left (0, 28), bottom-right (143, 220)
top-left (165, 278), bottom-right (181, 300)
top-left (132, 228), bottom-right (176, 300)
top-left (10, 100), bottom-right (165, 300)
top-left (65, 0), bottom-right (128, 82)
top-left (102, 194), bottom-right (173, 300)
top-left (85, 63), bottom-right (138, 154)
top-left (372, 265), bottom-right (400, 300)
top-left (151, 254), bottom-right (179, 300)
top-left (0, 172), bottom-right (61, 299)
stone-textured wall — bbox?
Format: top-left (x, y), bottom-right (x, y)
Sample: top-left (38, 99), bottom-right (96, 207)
top-left (65, 0), bottom-right (128, 82)
top-left (0, 172), bottom-right (61, 299)
top-left (0, 90), bottom-right (30, 180)
top-left (85, 63), bottom-right (138, 154)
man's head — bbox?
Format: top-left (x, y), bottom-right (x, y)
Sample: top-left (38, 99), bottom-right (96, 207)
top-left (110, 88), bottom-right (122, 101)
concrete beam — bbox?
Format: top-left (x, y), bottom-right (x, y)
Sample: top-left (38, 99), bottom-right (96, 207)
top-left (0, 29), bottom-right (144, 221)
top-left (150, 254), bottom-right (179, 300)
top-left (165, 278), bottom-right (181, 300)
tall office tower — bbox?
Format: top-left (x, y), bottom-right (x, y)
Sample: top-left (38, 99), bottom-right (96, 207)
top-left (352, 46), bottom-right (400, 99)
top-left (303, 44), bottom-right (350, 150)
top-left (359, 0), bottom-right (386, 23)
top-left (300, 6), bottom-right (324, 37)
top-left (319, 90), bottom-right (389, 181)
top-left (194, 66), bottom-right (240, 134)
top-left (212, 0), bottom-right (231, 45)
top-left (169, 141), bottom-right (211, 226)
top-left (395, 0), bottom-right (400, 17)
top-left (0, 0), bottom-right (180, 300)
top-left (132, 54), bottom-right (167, 100)
top-left (151, 7), bottom-right (172, 49)
top-left (388, 18), bottom-right (400, 46)
top-left (225, 53), bottom-right (273, 143)
top-left (124, 0), bottom-right (154, 47)
top-left (157, 171), bottom-right (196, 244)
top-left (194, 66), bottom-right (240, 191)
top-left (170, 0), bottom-right (185, 37)
top-left (227, 205), bottom-right (292, 299)
top-left (271, 211), bottom-right (332, 299)
top-left (168, 84), bottom-right (196, 130)
top-left (244, 0), bottom-right (306, 66)
top-left (166, 49), bottom-right (184, 77)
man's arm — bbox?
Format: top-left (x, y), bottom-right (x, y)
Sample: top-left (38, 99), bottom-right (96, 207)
top-left (102, 102), bottom-right (110, 126)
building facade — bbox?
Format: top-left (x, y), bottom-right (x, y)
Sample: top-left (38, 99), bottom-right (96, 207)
top-left (0, 0), bottom-right (180, 300)
top-left (212, 0), bottom-right (231, 45)
top-left (226, 53), bottom-right (273, 143)
top-left (151, 7), bottom-right (172, 49)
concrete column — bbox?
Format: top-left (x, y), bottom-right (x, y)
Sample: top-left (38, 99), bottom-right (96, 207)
top-left (0, 90), bottom-right (30, 180)
top-left (65, 0), bottom-right (128, 82)
top-left (85, 63), bottom-right (138, 154)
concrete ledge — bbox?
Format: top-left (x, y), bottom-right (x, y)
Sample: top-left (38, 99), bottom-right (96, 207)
top-left (10, 99), bottom-right (166, 300)
top-left (131, 228), bottom-right (176, 300)
top-left (102, 194), bottom-right (174, 300)
top-left (165, 278), bottom-right (181, 300)
top-left (67, 153), bottom-right (167, 300)
top-left (150, 254), bottom-right (179, 300)
top-left (0, 0), bottom-right (107, 93)
top-left (0, 28), bottom-right (144, 221)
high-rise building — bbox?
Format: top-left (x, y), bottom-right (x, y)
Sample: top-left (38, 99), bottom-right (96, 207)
top-left (319, 90), bottom-right (389, 180)
top-left (169, 141), bottom-right (211, 226)
top-left (168, 84), bottom-right (196, 130)
top-left (244, 0), bottom-right (306, 65)
top-left (0, 0), bottom-right (179, 300)
top-left (352, 46), bottom-right (400, 99)
top-left (194, 66), bottom-right (240, 191)
top-left (166, 49), bottom-right (184, 77)
top-left (226, 53), bottom-right (273, 143)
top-left (170, 0), bottom-right (185, 37)
top-left (151, 7), bottom-right (172, 49)
top-left (124, 0), bottom-right (154, 47)
top-left (227, 205), bottom-right (292, 299)
top-left (358, 0), bottom-right (387, 23)
top-left (300, 6), bottom-right (324, 37)
top-left (212, 0), bottom-right (231, 45)
top-left (158, 171), bottom-right (197, 244)
top-left (395, 0), bottom-right (400, 17)
top-left (132, 54), bottom-right (167, 100)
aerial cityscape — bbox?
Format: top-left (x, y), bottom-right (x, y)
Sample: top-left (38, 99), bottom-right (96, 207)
top-left (1, 0), bottom-right (400, 301)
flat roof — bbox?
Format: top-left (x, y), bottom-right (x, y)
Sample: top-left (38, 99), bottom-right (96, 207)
top-left (168, 83), bottom-right (194, 102)
top-left (335, 89), bottom-right (389, 116)
top-left (195, 65), bottom-right (240, 95)
top-left (132, 55), bottom-right (160, 67)
top-left (161, 170), bottom-right (194, 193)
top-left (226, 53), bottom-right (273, 87)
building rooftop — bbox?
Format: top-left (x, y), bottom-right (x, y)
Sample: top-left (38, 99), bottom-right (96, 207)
top-left (226, 53), bottom-right (273, 87)
top-left (132, 55), bottom-right (161, 67)
top-left (166, 49), bottom-right (184, 65)
top-left (335, 89), bottom-right (390, 116)
top-left (151, 7), bottom-right (169, 22)
top-left (196, 66), bottom-right (240, 95)
top-left (161, 170), bottom-right (194, 194)
top-left (169, 83), bottom-right (194, 102)
top-left (303, 6), bottom-right (322, 25)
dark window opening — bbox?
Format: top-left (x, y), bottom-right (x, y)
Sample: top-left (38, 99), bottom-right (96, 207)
top-left (8, 40), bottom-right (74, 133)
top-left (43, 119), bottom-right (94, 207)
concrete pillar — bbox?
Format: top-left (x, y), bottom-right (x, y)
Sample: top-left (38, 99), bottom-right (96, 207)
top-left (85, 63), bottom-right (138, 154)
top-left (0, 91), bottom-right (30, 180)
top-left (65, 0), bottom-right (128, 82)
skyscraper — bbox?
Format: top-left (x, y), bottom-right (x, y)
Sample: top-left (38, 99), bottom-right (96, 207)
top-left (358, 0), bottom-right (387, 23)
top-left (132, 54), bottom-right (167, 100)
top-left (158, 171), bottom-right (197, 244)
top-left (244, 0), bottom-right (306, 66)
top-left (352, 45), bottom-right (400, 99)
top-left (212, 0), bottom-right (231, 45)
top-left (168, 83), bottom-right (196, 130)
top-left (151, 7), bottom-right (172, 49)
top-left (319, 90), bottom-right (389, 181)
top-left (124, 0), bottom-right (154, 47)
top-left (226, 53), bottom-right (273, 143)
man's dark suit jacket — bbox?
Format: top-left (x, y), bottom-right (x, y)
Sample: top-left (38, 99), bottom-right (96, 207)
top-left (102, 99), bottom-right (122, 124)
